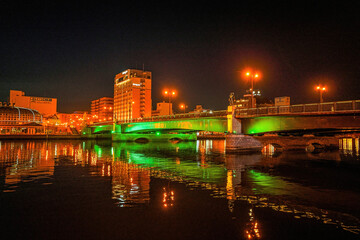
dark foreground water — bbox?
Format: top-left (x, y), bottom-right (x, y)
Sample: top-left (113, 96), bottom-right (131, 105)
top-left (0, 139), bottom-right (359, 240)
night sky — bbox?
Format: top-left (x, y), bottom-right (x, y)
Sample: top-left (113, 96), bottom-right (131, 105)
top-left (1, 1), bottom-right (359, 113)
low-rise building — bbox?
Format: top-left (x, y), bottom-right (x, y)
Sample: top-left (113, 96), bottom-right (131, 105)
top-left (91, 97), bottom-right (114, 123)
top-left (0, 104), bottom-right (43, 134)
top-left (9, 90), bottom-right (57, 116)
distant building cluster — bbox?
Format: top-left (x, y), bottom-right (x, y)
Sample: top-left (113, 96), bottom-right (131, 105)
top-left (0, 68), bottom-right (221, 135)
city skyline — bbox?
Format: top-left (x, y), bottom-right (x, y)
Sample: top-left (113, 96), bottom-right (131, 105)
top-left (1, 2), bottom-right (359, 113)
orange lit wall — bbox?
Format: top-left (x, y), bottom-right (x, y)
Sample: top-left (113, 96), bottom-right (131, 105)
top-left (10, 90), bottom-right (57, 115)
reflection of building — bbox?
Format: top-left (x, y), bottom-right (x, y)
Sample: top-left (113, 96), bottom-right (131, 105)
top-left (0, 105), bottom-right (43, 134)
top-left (91, 97), bottom-right (113, 122)
top-left (114, 69), bottom-right (152, 121)
top-left (9, 90), bottom-right (57, 116)
top-left (0, 141), bottom-right (55, 186)
top-left (339, 137), bottom-right (359, 156)
top-left (110, 161), bottom-right (150, 206)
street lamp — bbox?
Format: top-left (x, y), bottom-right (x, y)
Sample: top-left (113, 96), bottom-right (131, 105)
top-left (245, 71), bottom-right (260, 108)
top-left (315, 85), bottom-right (326, 103)
top-left (179, 103), bottom-right (188, 113)
top-left (163, 89), bottom-right (176, 115)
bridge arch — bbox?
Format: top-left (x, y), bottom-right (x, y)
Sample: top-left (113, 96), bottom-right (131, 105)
top-left (135, 137), bottom-right (150, 143)
top-left (306, 139), bottom-right (326, 152)
top-left (262, 141), bottom-right (284, 151)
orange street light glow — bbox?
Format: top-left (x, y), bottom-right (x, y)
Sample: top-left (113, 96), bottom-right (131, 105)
top-left (315, 85), bottom-right (327, 91)
top-left (315, 84), bottom-right (327, 103)
top-left (163, 89), bottom-right (177, 96)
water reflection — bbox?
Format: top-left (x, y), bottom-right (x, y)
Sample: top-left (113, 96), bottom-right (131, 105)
top-left (0, 138), bottom-right (359, 236)
top-left (245, 208), bottom-right (261, 239)
top-left (340, 137), bottom-right (360, 158)
top-left (162, 182), bottom-right (175, 208)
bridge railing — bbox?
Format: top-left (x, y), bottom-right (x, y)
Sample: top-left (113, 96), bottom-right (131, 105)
top-left (235, 100), bottom-right (360, 117)
top-left (89, 100), bottom-right (360, 127)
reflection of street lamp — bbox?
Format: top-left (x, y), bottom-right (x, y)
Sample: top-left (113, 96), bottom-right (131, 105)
top-left (163, 89), bottom-right (176, 115)
top-left (315, 85), bottom-right (326, 103)
top-left (162, 186), bottom-right (175, 208)
top-left (179, 103), bottom-right (188, 113)
top-left (245, 71), bottom-right (260, 108)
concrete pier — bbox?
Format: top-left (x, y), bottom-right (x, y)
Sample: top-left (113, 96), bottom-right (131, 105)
top-left (225, 134), bottom-right (263, 153)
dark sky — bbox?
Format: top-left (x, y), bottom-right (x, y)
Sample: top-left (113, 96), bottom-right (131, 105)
top-left (1, 1), bottom-right (359, 113)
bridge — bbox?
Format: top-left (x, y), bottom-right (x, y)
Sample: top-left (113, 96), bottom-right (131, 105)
top-left (83, 99), bottom-right (360, 142)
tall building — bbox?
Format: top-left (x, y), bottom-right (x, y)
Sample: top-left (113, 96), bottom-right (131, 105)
top-left (9, 90), bottom-right (57, 116)
top-left (91, 97), bottom-right (114, 122)
top-left (114, 69), bottom-right (152, 121)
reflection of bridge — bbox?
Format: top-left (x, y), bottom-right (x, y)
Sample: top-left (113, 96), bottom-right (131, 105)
top-left (84, 100), bottom-right (360, 141)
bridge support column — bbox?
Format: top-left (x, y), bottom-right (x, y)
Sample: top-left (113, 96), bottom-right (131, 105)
top-left (227, 105), bottom-right (242, 134)
top-left (226, 134), bottom-right (263, 153)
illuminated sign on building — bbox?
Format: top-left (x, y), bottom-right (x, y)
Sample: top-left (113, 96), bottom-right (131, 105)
top-left (30, 97), bottom-right (53, 102)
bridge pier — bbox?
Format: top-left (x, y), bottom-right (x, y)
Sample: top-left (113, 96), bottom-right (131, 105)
top-left (225, 134), bottom-right (263, 153)
top-left (227, 105), bottom-right (242, 134)
top-left (226, 106), bottom-right (262, 153)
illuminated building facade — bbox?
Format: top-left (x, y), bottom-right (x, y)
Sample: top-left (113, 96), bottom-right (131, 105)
top-left (57, 111), bottom-right (91, 133)
top-left (114, 69), bottom-right (152, 121)
top-left (9, 90), bottom-right (57, 116)
top-left (91, 97), bottom-right (113, 122)
top-left (151, 101), bottom-right (172, 116)
top-left (0, 105), bottom-right (43, 134)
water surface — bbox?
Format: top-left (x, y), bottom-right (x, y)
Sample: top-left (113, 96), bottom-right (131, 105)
top-left (0, 139), bottom-right (359, 239)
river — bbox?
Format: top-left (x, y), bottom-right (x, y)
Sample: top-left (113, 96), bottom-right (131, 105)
top-left (0, 138), bottom-right (359, 239)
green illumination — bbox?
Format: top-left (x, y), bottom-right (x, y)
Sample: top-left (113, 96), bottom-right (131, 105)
top-left (246, 117), bottom-right (282, 134)
top-left (94, 145), bottom-right (102, 157)
top-left (92, 125), bottom-right (113, 134)
top-left (247, 169), bottom-right (298, 196)
top-left (121, 118), bottom-right (227, 133)
top-left (112, 132), bottom-right (197, 141)
top-left (96, 142), bottom-right (227, 184)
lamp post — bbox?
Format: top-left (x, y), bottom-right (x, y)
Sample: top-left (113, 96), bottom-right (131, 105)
top-left (179, 103), bottom-right (188, 113)
top-left (163, 90), bottom-right (176, 115)
top-left (245, 71), bottom-right (260, 108)
top-left (315, 85), bottom-right (326, 103)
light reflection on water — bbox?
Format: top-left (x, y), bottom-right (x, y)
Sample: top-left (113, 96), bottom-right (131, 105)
top-left (0, 138), bottom-right (359, 237)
